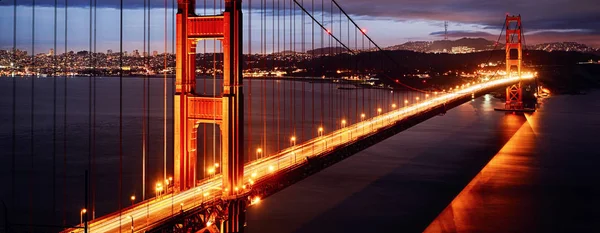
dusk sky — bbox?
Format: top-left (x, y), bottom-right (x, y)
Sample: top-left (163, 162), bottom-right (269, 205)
top-left (1, 0), bottom-right (598, 53)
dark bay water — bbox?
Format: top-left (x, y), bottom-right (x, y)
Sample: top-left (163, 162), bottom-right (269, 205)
top-left (1, 76), bottom-right (598, 232)
top-left (0, 76), bottom-right (413, 229)
top-left (245, 91), bottom-right (600, 233)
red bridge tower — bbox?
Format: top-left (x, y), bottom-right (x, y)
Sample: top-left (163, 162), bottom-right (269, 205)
top-left (175, 0), bottom-right (246, 231)
top-left (504, 15), bottom-right (523, 110)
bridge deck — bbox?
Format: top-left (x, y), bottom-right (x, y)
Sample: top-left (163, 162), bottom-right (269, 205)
top-left (63, 76), bottom-right (530, 233)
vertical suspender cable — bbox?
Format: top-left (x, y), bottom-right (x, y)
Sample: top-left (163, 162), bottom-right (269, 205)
top-left (271, 0), bottom-right (275, 155)
top-left (320, 0), bottom-right (323, 130)
top-left (277, 0), bottom-right (280, 152)
top-left (260, 0), bottom-right (267, 157)
top-left (147, 0), bottom-right (152, 190)
top-left (63, 0), bottom-right (68, 226)
top-left (142, 0), bottom-right (147, 202)
top-left (92, 0), bottom-right (98, 220)
top-left (53, 0), bottom-right (58, 223)
top-left (354, 25), bottom-right (358, 122)
top-left (164, 0), bottom-right (169, 187)
top-left (328, 0), bottom-right (332, 128)
top-left (291, 0), bottom-right (295, 138)
top-left (311, 0), bottom-right (314, 137)
top-left (87, 0), bottom-right (93, 224)
top-left (11, 0), bottom-right (17, 217)
top-left (361, 28), bottom-right (364, 118)
top-left (202, 0), bottom-right (207, 176)
top-left (248, 0), bottom-right (253, 161)
top-left (301, 0), bottom-right (305, 144)
top-left (119, 0), bottom-right (124, 230)
top-left (259, 0), bottom-right (263, 156)
top-left (30, 0), bottom-right (36, 229)
top-left (283, 0), bottom-right (287, 149)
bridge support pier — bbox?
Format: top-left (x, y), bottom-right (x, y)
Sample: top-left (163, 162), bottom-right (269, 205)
top-left (221, 199), bottom-right (247, 233)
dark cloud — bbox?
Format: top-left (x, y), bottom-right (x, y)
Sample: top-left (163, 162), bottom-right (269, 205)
top-left (525, 30), bottom-right (600, 47)
top-left (4, 0), bottom-right (207, 9)
top-left (3, 0), bottom-right (599, 47)
top-left (337, 0), bottom-right (600, 35)
top-left (5, 0), bottom-right (599, 35)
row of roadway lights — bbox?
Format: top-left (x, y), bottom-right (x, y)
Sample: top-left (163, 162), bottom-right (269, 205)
top-left (79, 176), bottom-right (175, 225)
top-left (284, 100), bottom-right (425, 149)
top-left (81, 93), bottom-right (444, 225)
top-left (83, 91), bottom-right (456, 229)
top-left (177, 86), bottom-right (475, 228)
top-left (78, 84), bottom-right (480, 229)
top-left (203, 87), bottom-right (482, 225)
top-left (280, 100), bottom-right (421, 155)
top-left (121, 91), bottom-right (453, 227)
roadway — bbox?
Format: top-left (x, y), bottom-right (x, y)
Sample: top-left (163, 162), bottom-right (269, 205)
top-left (63, 74), bottom-right (533, 233)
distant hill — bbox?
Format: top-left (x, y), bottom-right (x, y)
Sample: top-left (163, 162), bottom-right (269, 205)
top-left (430, 38), bottom-right (499, 51)
top-left (385, 38), bottom-right (499, 53)
top-left (385, 38), bottom-right (598, 54)
top-left (306, 47), bottom-right (346, 56)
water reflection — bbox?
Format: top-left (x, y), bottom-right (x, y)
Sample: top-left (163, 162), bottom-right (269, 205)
top-left (424, 114), bottom-right (537, 233)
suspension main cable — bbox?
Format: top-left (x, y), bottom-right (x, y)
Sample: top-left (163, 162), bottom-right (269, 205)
top-left (292, 0), bottom-right (354, 55)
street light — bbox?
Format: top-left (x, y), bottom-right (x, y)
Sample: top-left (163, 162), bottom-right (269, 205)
top-left (341, 119), bottom-right (346, 128)
top-left (180, 203), bottom-right (184, 212)
top-left (318, 127), bottom-right (324, 137)
top-left (391, 103), bottom-right (397, 109)
top-left (256, 148), bottom-right (263, 159)
top-left (80, 208), bottom-right (87, 225)
top-left (360, 113), bottom-right (366, 121)
top-left (130, 195), bottom-right (136, 207)
top-left (290, 136), bottom-right (296, 146)
top-left (155, 182), bottom-right (163, 198)
top-left (377, 108), bottom-right (382, 115)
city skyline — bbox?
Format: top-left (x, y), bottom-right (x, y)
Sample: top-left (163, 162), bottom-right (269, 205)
top-left (1, 0), bottom-right (599, 53)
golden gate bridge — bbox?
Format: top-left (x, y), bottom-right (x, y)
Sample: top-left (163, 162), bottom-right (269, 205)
top-left (2, 0), bottom-right (534, 232)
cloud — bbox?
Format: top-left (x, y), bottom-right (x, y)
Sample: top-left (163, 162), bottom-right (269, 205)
top-left (334, 0), bottom-right (600, 39)
top-left (5, 0), bottom-right (599, 36)
top-left (525, 30), bottom-right (600, 47)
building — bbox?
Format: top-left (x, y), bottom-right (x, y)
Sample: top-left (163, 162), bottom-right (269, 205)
top-left (451, 46), bottom-right (475, 54)
top-left (107, 49), bottom-right (113, 55)
top-left (48, 48), bottom-right (54, 56)
top-left (153, 50), bottom-right (159, 56)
